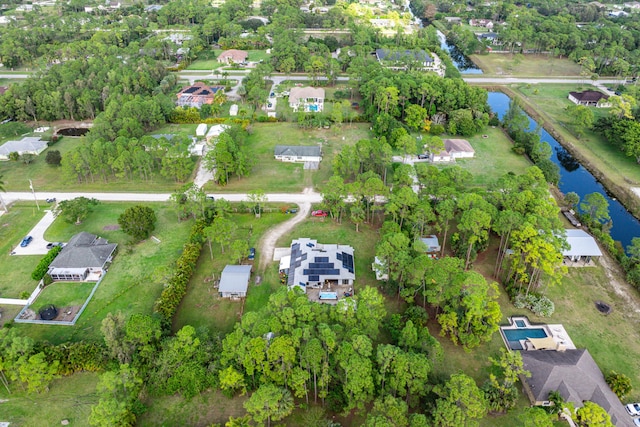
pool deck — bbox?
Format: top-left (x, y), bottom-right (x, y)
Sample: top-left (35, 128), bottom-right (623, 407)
top-left (500, 316), bottom-right (576, 351)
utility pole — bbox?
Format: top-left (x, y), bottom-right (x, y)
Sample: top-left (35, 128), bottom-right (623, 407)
top-left (29, 179), bottom-right (40, 211)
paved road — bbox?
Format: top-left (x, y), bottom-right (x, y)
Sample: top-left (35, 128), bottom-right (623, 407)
top-left (2, 190), bottom-right (323, 205)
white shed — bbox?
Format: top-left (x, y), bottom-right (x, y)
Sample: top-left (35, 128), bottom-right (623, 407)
top-left (229, 104), bottom-right (239, 117)
top-left (196, 123), bottom-right (208, 137)
top-left (206, 124), bottom-right (231, 142)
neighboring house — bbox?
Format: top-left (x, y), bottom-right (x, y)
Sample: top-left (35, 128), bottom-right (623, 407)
top-left (196, 123), bottom-right (208, 137)
top-left (374, 49), bottom-right (445, 76)
top-left (163, 32), bottom-right (192, 45)
top-left (176, 82), bottom-right (225, 108)
top-left (47, 232), bottom-right (117, 282)
top-left (286, 238), bottom-right (355, 291)
top-left (0, 16), bottom-right (15, 24)
top-left (419, 235), bottom-right (441, 255)
top-left (274, 145), bottom-right (322, 163)
top-left (476, 32), bottom-right (500, 44)
top-left (289, 87), bottom-right (325, 112)
top-left (608, 10), bottom-right (629, 17)
top-left (0, 137), bottom-right (47, 161)
top-left (145, 4), bottom-right (164, 12)
top-left (16, 4), bottom-right (33, 11)
top-left (217, 49), bottom-right (248, 64)
top-left (444, 16), bottom-right (462, 24)
top-left (369, 18), bottom-right (395, 29)
top-left (431, 139), bottom-right (475, 162)
top-left (521, 349), bottom-right (634, 427)
top-left (206, 124), bottom-right (230, 142)
top-left (218, 265), bottom-right (252, 298)
top-left (563, 229), bottom-right (602, 263)
top-left (469, 18), bottom-right (494, 28)
top-left (568, 90), bottom-right (611, 107)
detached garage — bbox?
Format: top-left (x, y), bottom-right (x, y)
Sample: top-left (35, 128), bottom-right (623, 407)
top-left (219, 265), bottom-right (252, 298)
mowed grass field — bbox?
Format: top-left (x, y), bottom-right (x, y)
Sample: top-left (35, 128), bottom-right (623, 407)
top-left (33, 281), bottom-right (96, 310)
top-left (186, 49), bottom-right (272, 70)
top-left (469, 53), bottom-right (583, 76)
top-left (202, 123), bottom-right (371, 194)
top-left (15, 202), bottom-right (193, 344)
top-left (512, 83), bottom-right (640, 188)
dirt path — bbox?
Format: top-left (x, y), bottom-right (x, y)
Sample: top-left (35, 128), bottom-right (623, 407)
top-left (598, 250), bottom-right (640, 315)
top-left (257, 192), bottom-right (313, 272)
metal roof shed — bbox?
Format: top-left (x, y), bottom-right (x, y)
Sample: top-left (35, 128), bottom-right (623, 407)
top-left (563, 229), bottom-right (602, 258)
top-left (219, 265), bottom-right (252, 298)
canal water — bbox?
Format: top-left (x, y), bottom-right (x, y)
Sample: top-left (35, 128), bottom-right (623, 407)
top-left (437, 30), bottom-right (483, 74)
top-left (487, 91), bottom-right (640, 251)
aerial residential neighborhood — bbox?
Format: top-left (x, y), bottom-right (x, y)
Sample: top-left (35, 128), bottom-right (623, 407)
top-left (1, 0), bottom-right (640, 426)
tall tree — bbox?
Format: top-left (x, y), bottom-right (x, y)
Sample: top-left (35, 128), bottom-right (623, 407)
top-left (244, 384), bottom-right (294, 427)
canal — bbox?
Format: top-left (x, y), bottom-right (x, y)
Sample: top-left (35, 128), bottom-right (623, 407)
top-left (437, 30), bottom-right (483, 75)
top-left (488, 91), bottom-right (640, 251)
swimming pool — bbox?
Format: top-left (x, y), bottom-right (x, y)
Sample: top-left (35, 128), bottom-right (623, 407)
top-left (515, 319), bottom-right (526, 328)
top-left (503, 327), bottom-right (549, 350)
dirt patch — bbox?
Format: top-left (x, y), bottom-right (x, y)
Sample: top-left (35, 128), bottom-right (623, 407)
top-left (52, 305), bottom-right (81, 322)
top-left (598, 252), bottom-right (640, 315)
top-left (103, 224), bottom-right (120, 231)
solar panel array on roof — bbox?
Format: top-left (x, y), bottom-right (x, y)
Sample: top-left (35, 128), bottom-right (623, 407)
top-left (308, 275), bottom-right (319, 282)
top-left (342, 252), bottom-right (354, 273)
top-left (183, 86), bottom-right (199, 94)
top-left (200, 89), bottom-right (211, 95)
top-left (303, 268), bottom-right (341, 275)
top-left (336, 253), bottom-right (342, 260)
top-left (309, 262), bottom-right (334, 269)
top-left (315, 257), bottom-right (329, 263)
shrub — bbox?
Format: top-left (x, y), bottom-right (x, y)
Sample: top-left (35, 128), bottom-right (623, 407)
top-left (606, 371), bottom-right (632, 399)
top-left (45, 150), bottom-right (62, 166)
top-left (512, 292), bottom-right (555, 317)
top-left (31, 246), bottom-right (62, 281)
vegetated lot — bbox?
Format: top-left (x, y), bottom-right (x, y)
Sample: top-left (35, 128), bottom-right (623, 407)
top-left (203, 123), bottom-right (370, 193)
top-left (186, 49), bottom-right (272, 70)
top-left (33, 281), bottom-right (95, 310)
top-left (0, 203), bottom-right (47, 298)
top-left (513, 83), bottom-right (640, 189)
top-left (1, 372), bottom-right (100, 426)
top-left (434, 127), bottom-right (532, 187)
top-left (173, 210), bottom-right (291, 335)
top-left (16, 202), bottom-right (193, 344)
top-left (152, 122), bottom-right (200, 135)
top-left (469, 53), bottom-right (583, 77)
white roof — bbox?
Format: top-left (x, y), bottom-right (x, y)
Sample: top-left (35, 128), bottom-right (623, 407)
top-left (196, 123), bottom-right (208, 136)
top-left (563, 229), bottom-right (602, 257)
top-left (229, 104), bottom-right (239, 116)
top-left (0, 137), bottom-right (47, 156)
top-left (279, 255), bottom-right (291, 271)
top-left (289, 87), bottom-right (325, 104)
top-left (219, 265), bottom-right (252, 293)
top-left (206, 124), bottom-right (230, 138)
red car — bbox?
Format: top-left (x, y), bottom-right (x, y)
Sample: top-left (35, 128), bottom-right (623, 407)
top-left (311, 210), bottom-right (328, 217)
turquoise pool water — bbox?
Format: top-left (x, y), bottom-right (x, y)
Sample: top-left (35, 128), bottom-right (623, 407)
top-left (515, 319), bottom-right (526, 328)
top-left (503, 328), bottom-right (548, 341)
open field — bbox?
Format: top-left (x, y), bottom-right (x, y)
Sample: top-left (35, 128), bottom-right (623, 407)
top-left (512, 83), bottom-right (640, 189)
top-left (173, 210), bottom-right (292, 335)
top-left (0, 203), bottom-right (49, 298)
top-left (470, 53), bottom-right (583, 77)
top-left (202, 123), bottom-right (370, 194)
top-left (16, 202), bottom-right (193, 344)
top-left (0, 372), bottom-right (100, 426)
top-left (186, 49), bottom-right (272, 70)
top-left (33, 281), bottom-right (95, 309)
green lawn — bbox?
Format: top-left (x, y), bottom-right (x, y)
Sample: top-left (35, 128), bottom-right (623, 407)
top-left (202, 123), bottom-right (371, 194)
top-left (33, 281), bottom-right (96, 310)
top-left (16, 202), bottom-right (194, 344)
top-left (0, 372), bottom-right (100, 426)
top-left (173, 210), bottom-right (292, 335)
top-left (186, 49), bottom-right (272, 70)
top-left (469, 53), bottom-right (583, 77)
top-left (0, 203), bottom-right (48, 298)
top-left (511, 83), bottom-right (640, 190)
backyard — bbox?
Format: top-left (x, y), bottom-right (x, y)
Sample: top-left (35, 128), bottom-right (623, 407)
top-left (32, 281), bottom-right (96, 311)
top-left (469, 53), bottom-right (583, 77)
top-left (186, 49), bottom-right (272, 71)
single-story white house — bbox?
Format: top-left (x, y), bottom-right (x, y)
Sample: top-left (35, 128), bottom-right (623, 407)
top-left (431, 139), bottom-right (475, 162)
top-left (48, 232), bottom-right (117, 282)
top-left (196, 123), bottom-right (208, 137)
top-left (274, 145), bottom-right (322, 163)
top-left (219, 265), bottom-right (252, 298)
top-left (289, 87), bottom-right (325, 113)
top-left (563, 229), bottom-right (602, 263)
top-left (568, 91), bottom-right (611, 108)
top-left (0, 137), bottom-right (48, 161)
top-left (206, 124), bottom-right (231, 142)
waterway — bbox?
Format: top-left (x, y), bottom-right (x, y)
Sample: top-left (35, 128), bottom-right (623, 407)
top-left (487, 91), bottom-right (640, 251)
top-left (437, 30), bottom-right (483, 74)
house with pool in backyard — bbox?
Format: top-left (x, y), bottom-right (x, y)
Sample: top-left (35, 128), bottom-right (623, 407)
top-left (501, 317), bottom-right (634, 426)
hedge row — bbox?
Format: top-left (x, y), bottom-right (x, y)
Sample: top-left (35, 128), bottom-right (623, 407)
top-left (154, 219), bottom-right (209, 327)
top-left (31, 246), bottom-right (62, 281)
top-left (41, 341), bottom-right (107, 376)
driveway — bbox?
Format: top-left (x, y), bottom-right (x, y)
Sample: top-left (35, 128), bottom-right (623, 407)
top-left (11, 209), bottom-right (57, 255)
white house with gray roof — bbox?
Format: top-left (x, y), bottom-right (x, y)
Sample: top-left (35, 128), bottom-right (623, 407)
top-left (47, 232), bottom-right (117, 282)
top-left (288, 87), bottom-right (325, 112)
top-left (218, 265), bottom-right (252, 298)
top-left (0, 137), bottom-right (47, 160)
top-left (274, 145), bottom-right (322, 163)
top-left (286, 238), bottom-right (355, 292)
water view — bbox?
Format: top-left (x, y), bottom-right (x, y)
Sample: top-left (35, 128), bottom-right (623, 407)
top-left (437, 30), bottom-right (483, 74)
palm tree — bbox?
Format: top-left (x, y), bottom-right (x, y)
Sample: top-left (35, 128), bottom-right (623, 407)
top-left (0, 174), bottom-right (7, 212)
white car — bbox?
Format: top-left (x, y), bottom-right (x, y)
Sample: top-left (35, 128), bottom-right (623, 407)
top-left (633, 418), bottom-right (640, 427)
top-left (626, 403), bottom-right (640, 416)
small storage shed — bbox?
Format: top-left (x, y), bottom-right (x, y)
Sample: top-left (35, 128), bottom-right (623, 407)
top-left (219, 265), bottom-right (252, 298)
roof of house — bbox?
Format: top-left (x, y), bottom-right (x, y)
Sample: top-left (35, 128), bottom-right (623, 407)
top-left (521, 349), bottom-right (633, 427)
top-left (289, 87), bottom-right (325, 104)
top-left (218, 49), bottom-right (248, 62)
top-left (444, 138), bottom-right (475, 153)
top-left (375, 49), bottom-right (433, 64)
top-left (569, 90), bottom-right (609, 102)
top-left (206, 124), bottom-right (230, 137)
top-left (49, 232), bottom-right (117, 270)
top-left (274, 145), bottom-right (321, 158)
top-left (287, 238), bottom-right (355, 287)
top-left (0, 137), bottom-right (47, 156)
top-left (419, 235), bottom-right (441, 252)
top-left (177, 82), bottom-right (224, 98)
top-left (563, 229), bottom-right (603, 257)
top-left (219, 265), bottom-right (252, 294)
top-left (477, 32), bottom-right (499, 39)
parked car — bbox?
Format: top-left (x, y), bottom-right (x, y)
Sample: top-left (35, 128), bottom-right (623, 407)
top-left (312, 210), bottom-right (328, 217)
top-left (20, 236), bottom-right (33, 247)
top-left (46, 197), bottom-right (56, 203)
top-left (267, 102), bottom-right (273, 108)
top-left (626, 403), bottom-right (640, 416)
top-left (206, 196), bottom-right (215, 201)
top-left (417, 154), bottom-right (429, 159)
top-left (46, 242), bottom-right (63, 250)
top-left (634, 418), bottom-right (640, 427)
top-left (286, 208), bottom-right (299, 214)
top-left (248, 247), bottom-right (256, 260)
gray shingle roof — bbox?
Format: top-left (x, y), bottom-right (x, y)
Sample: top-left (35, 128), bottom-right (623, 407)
top-left (219, 265), bottom-right (252, 294)
top-left (0, 137), bottom-right (47, 156)
top-left (49, 232), bottom-right (117, 269)
top-left (274, 145), bottom-right (321, 157)
top-left (522, 349), bottom-right (633, 427)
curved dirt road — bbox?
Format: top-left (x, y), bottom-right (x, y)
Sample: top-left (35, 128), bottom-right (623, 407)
top-left (257, 201), bottom-right (311, 272)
